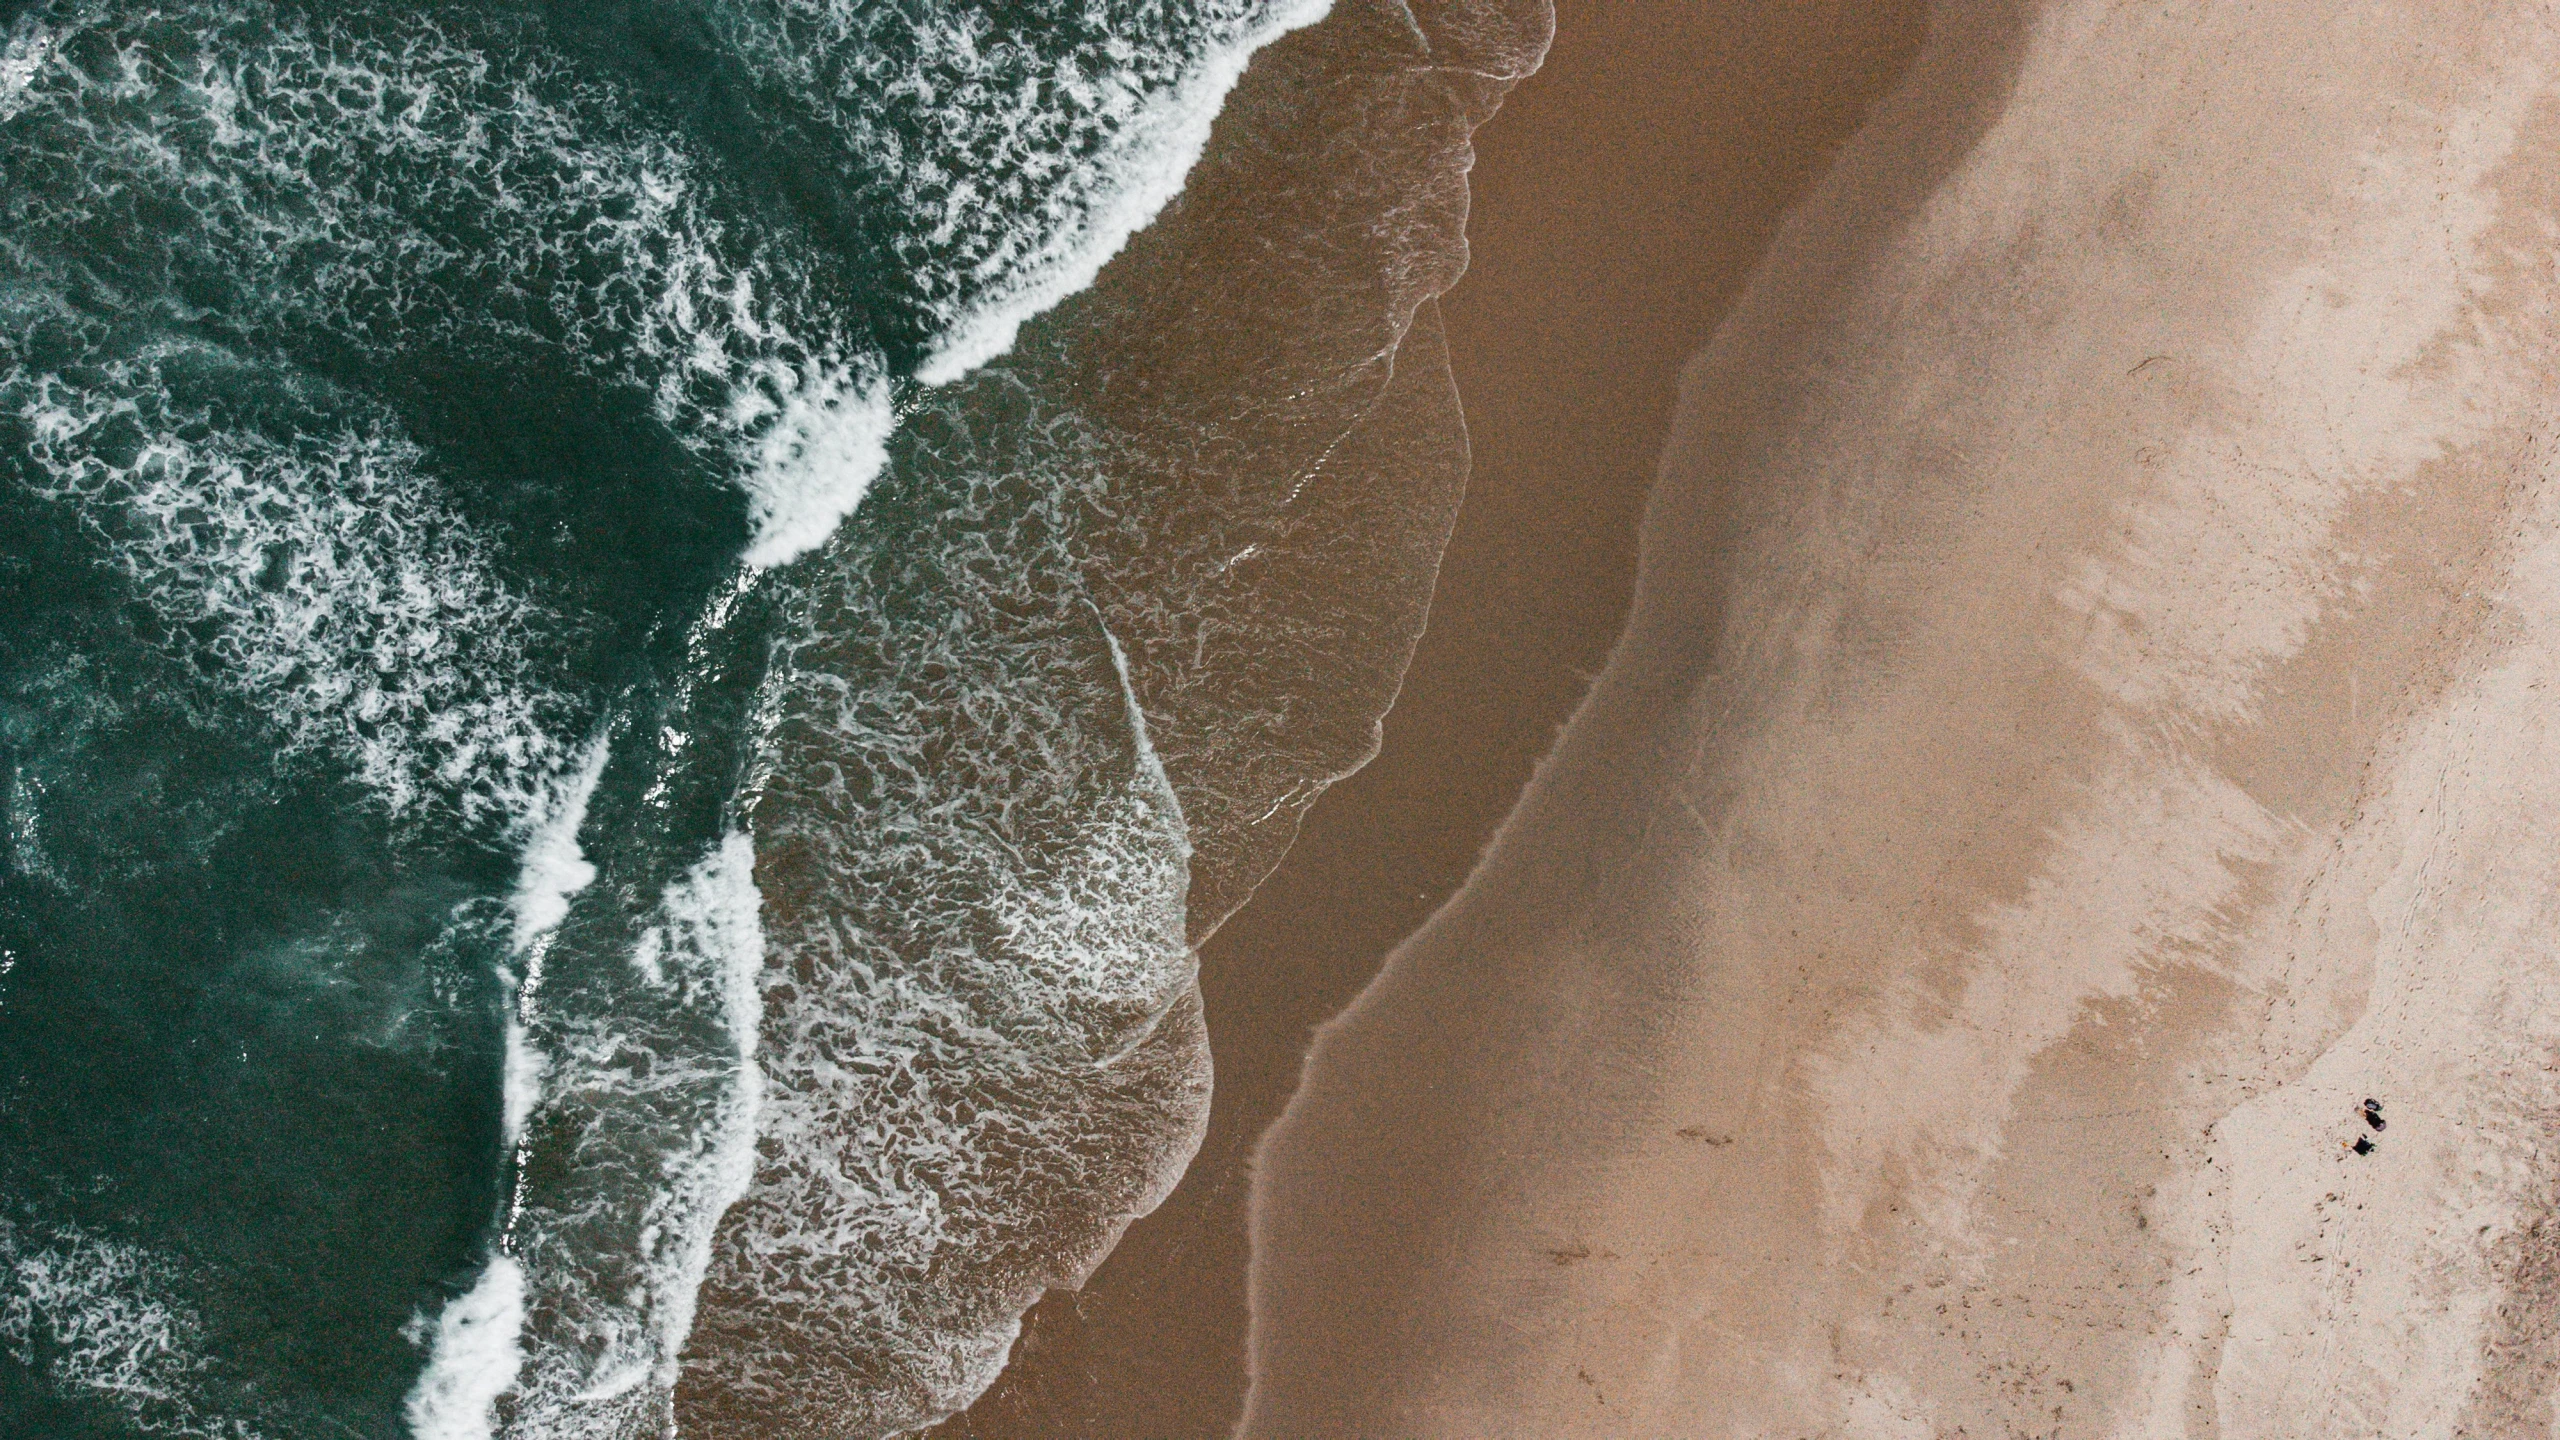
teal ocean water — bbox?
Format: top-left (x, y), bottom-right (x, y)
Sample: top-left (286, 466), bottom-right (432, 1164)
top-left (0, 0), bottom-right (1546, 1434)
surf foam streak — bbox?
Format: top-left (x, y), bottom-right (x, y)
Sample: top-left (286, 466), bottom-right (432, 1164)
top-left (909, 0), bottom-right (1336, 385)
top-left (403, 1258), bottom-right (526, 1440)
top-left (511, 740), bottom-right (616, 958)
top-left (492, 831), bottom-right (770, 1439)
top-left (625, 835), bottom-right (768, 1396)
top-left (406, 740), bottom-right (614, 1440)
top-left (737, 366), bottom-right (895, 570)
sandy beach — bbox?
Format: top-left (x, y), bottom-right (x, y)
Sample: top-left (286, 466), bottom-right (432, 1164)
top-left (1248, 1), bottom-right (2560, 1435)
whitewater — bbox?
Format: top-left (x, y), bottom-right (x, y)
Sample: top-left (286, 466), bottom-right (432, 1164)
top-left (0, 0), bottom-right (1543, 1432)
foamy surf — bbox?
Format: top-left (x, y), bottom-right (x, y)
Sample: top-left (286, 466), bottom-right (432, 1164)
top-left (624, 833), bottom-right (768, 1395)
top-left (403, 1257), bottom-right (527, 1440)
top-left (490, 829), bottom-right (771, 1439)
top-left (406, 761), bottom-right (776, 1440)
top-left (511, 740), bottom-right (614, 956)
top-left (0, 15), bottom-right (66, 124)
top-left (0, 1220), bottom-right (252, 1438)
top-left (407, 739), bottom-right (613, 1439)
top-left (908, 0), bottom-right (1337, 386)
top-left (736, 365), bottom-right (895, 571)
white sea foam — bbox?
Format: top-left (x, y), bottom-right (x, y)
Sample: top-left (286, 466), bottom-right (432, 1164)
top-left (499, 1018), bottom-right (547, 1156)
top-left (496, 831), bottom-right (769, 1438)
top-left (911, 0), bottom-right (1334, 385)
top-left (500, 736), bottom-right (600, 1149)
top-left (5, 9), bottom-right (901, 570)
top-left (3, 343), bottom-right (573, 832)
top-left (621, 832), bottom-right (767, 1395)
top-left (403, 1255), bottom-right (527, 1440)
top-left (736, 362), bottom-right (895, 570)
top-left (0, 1220), bottom-right (256, 1437)
top-left (0, 14), bottom-right (65, 124)
top-left (510, 738), bottom-right (613, 956)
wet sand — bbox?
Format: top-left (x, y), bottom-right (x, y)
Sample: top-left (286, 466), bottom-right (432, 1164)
top-left (933, 1), bottom-right (1927, 1434)
top-left (1248, 1), bottom-right (2560, 1435)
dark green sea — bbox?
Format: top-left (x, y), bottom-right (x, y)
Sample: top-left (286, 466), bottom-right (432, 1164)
top-left (0, 0), bottom-right (1546, 1433)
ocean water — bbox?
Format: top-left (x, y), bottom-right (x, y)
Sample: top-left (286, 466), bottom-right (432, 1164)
top-left (0, 0), bottom-right (1548, 1435)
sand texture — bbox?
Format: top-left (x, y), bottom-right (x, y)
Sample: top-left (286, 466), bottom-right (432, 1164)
top-left (1248, 1), bottom-right (2560, 1434)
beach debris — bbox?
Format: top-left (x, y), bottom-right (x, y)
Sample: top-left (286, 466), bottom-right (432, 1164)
top-left (1675, 1125), bottom-right (1735, 1147)
top-left (1545, 1243), bottom-right (1593, 1266)
top-left (2339, 1099), bottom-right (2385, 1155)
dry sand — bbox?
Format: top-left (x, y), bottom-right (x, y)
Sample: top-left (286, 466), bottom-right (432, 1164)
top-left (1248, 1), bottom-right (2560, 1435)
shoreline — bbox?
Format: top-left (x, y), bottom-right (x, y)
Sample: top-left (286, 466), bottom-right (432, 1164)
top-left (935, 1), bottom-right (1931, 1434)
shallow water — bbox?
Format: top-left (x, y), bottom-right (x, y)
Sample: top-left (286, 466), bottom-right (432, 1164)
top-left (0, 0), bottom-right (1539, 1434)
